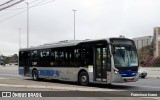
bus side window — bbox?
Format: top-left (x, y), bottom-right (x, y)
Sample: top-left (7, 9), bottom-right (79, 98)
top-left (59, 51), bottom-right (65, 66)
top-left (80, 48), bottom-right (87, 66)
top-left (39, 49), bottom-right (50, 67)
top-left (74, 49), bottom-right (80, 66)
top-left (30, 50), bottom-right (39, 66)
top-left (55, 51), bottom-right (59, 66)
top-left (50, 50), bottom-right (55, 66)
top-left (65, 51), bottom-right (68, 66)
top-left (19, 51), bottom-right (25, 66)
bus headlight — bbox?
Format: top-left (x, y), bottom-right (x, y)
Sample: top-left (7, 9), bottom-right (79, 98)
top-left (114, 70), bottom-right (119, 74)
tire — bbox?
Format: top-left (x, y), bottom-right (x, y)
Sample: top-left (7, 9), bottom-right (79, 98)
top-left (141, 76), bottom-right (146, 78)
top-left (32, 70), bottom-right (39, 81)
top-left (78, 71), bottom-right (89, 86)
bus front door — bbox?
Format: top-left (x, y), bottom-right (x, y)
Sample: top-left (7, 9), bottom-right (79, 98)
top-left (95, 47), bottom-right (107, 82)
top-left (24, 51), bottom-right (30, 76)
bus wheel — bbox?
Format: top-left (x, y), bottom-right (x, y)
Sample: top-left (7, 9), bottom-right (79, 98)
top-left (32, 70), bottom-right (39, 81)
top-left (79, 71), bottom-right (89, 86)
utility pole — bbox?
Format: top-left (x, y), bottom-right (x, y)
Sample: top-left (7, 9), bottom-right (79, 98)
top-left (26, 2), bottom-right (29, 48)
top-left (73, 9), bottom-right (77, 41)
top-left (18, 28), bottom-right (21, 49)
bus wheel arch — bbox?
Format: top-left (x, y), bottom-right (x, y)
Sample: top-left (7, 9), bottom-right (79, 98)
top-left (32, 68), bottom-right (39, 81)
top-left (78, 69), bottom-right (89, 86)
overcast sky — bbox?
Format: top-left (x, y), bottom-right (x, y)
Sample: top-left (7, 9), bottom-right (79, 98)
top-left (0, 0), bottom-right (160, 55)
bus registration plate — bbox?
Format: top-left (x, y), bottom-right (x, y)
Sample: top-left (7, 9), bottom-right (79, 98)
top-left (125, 79), bottom-right (133, 82)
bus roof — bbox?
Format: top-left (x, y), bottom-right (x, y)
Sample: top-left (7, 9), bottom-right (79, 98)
top-left (20, 40), bottom-right (82, 51)
top-left (19, 37), bottom-right (131, 51)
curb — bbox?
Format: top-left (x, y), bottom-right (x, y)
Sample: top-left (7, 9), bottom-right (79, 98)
top-left (145, 76), bottom-right (160, 79)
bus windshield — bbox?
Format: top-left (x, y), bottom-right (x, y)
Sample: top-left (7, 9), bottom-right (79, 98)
top-left (113, 45), bottom-right (138, 67)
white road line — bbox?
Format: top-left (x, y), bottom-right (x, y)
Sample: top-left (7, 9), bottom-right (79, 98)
top-left (0, 83), bottom-right (122, 91)
top-left (0, 77), bottom-right (10, 79)
top-left (0, 73), bottom-right (21, 77)
top-left (131, 85), bottom-right (160, 89)
top-left (0, 83), bottom-right (159, 91)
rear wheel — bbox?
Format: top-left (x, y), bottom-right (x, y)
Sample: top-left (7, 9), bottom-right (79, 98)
top-left (78, 71), bottom-right (89, 86)
top-left (32, 70), bottom-right (39, 81)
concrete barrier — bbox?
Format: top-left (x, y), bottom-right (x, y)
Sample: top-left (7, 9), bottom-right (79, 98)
top-left (0, 65), bottom-right (18, 70)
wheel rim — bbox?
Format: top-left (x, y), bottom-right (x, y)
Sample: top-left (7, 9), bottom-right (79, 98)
top-left (81, 75), bottom-right (87, 83)
top-left (33, 71), bottom-right (37, 80)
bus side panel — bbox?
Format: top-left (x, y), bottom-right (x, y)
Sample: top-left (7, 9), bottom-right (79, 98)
top-left (84, 66), bottom-right (94, 83)
top-left (59, 67), bottom-right (77, 81)
top-left (29, 67), bottom-right (94, 83)
top-left (30, 67), bottom-right (80, 82)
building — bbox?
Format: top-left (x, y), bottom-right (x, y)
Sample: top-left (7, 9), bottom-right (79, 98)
top-left (132, 36), bottom-right (153, 49)
top-left (132, 27), bottom-right (160, 66)
top-left (153, 27), bottom-right (160, 57)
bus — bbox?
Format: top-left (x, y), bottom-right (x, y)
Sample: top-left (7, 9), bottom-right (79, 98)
top-left (19, 37), bottom-right (139, 85)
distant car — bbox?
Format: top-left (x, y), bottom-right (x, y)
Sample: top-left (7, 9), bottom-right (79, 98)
top-left (138, 68), bottom-right (147, 78)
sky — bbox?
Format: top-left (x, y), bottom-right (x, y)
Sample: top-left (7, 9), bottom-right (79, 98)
top-left (0, 0), bottom-right (160, 55)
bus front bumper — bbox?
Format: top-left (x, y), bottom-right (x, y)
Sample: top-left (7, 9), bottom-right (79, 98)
top-left (112, 73), bottom-right (139, 83)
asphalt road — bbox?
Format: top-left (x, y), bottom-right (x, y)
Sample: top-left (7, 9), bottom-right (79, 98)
top-left (0, 66), bottom-right (160, 91)
top-left (0, 66), bottom-right (160, 100)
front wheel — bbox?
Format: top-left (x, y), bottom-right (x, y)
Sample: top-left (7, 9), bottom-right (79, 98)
top-left (78, 71), bottom-right (89, 86)
top-left (32, 70), bottom-right (39, 81)
top-left (141, 76), bottom-right (146, 78)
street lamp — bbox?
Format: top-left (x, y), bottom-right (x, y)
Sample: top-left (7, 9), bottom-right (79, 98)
top-left (18, 28), bottom-right (22, 49)
top-left (73, 9), bottom-right (77, 41)
top-left (26, 2), bottom-right (29, 48)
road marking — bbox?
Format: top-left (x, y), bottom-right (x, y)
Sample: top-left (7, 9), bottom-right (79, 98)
top-left (0, 73), bottom-right (21, 77)
top-left (131, 85), bottom-right (160, 89)
top-left (0, 77), bottom-right (10, 79)
top-left (0, 82), bottom-right (159, 91)
top-left (0, 83), bottom-right (122, 91)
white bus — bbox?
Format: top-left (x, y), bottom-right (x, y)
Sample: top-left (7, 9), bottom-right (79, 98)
top-left (19, 37), bottom-right (139, 85)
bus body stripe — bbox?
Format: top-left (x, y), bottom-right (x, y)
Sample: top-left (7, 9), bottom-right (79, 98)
top-left (119, 71), bottom-right (137, 77)
top-left (19, 69), bottom-right (24, 75)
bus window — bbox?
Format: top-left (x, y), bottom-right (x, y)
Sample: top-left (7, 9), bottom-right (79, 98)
top-left (54, 51), bottom-right (59, 66)
top-left (74, 49), bottom-right (80, 66)
top-left (59, 51), bottom-right (65, 66)
top-left (50, 50), bottom-right (55, 66)
top-left (30, 50), bottom-right (39, 66)
top-left (19, 51), bottom-right (25, 67)
top-left (39, 49), bottom-right (50, 67)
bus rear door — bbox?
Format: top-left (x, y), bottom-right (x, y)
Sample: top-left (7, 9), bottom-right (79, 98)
top-left (24, 51), bottom-right (30, 76)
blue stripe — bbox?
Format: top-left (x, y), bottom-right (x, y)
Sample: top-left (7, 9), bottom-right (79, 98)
top-left (19, 69), bottom-right (24, 75)
top-left (19, 68), bottom-right (60, 77)
top-left (120, 70), bottom-right (137, 77)
top-left (29, 69), bottom-right (32, 75)
top-left (38, 70), bottom-right (59, 77)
